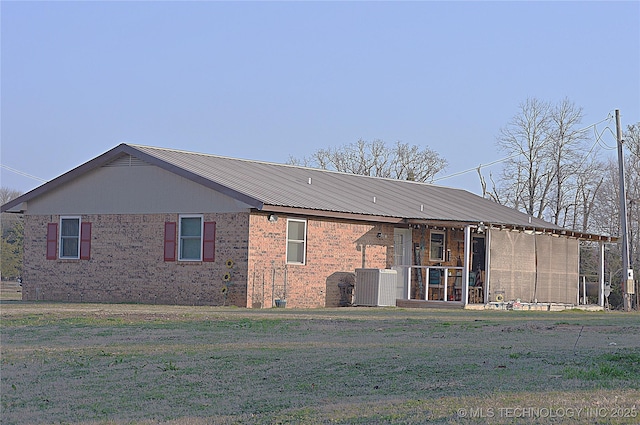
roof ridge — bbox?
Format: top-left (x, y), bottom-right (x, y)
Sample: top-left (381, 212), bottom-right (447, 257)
top-left (127, 143), bottom-right (456, 189)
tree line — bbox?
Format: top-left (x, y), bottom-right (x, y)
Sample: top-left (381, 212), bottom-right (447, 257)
top-left (1, 188), bottom-right (24, 280)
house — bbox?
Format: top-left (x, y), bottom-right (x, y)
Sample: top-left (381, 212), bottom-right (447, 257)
top-left (1, 144), bottom-right (612, 309)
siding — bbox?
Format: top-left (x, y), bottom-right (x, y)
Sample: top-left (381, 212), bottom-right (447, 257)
top-left (26, 164), bottom-right (253, 215)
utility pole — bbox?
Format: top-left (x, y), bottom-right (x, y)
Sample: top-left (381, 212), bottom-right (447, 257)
top-left (616, 109), bottom-right (633, 311)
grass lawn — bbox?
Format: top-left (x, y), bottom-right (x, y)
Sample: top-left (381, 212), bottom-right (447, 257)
top-left (1, 302), bottom-right (639, 424)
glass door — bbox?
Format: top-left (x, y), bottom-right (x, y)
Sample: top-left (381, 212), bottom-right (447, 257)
top-left (393, 228), bottom-right (412, 299)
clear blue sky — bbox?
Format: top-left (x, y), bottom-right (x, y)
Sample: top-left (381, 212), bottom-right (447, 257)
top-left (2, 1), bottom-right (639, 196)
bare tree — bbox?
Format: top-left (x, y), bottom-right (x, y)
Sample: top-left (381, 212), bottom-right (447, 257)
top-left (1, 187), bottom-right (24, 279)
top-left (496, 98), bottom-right (554, 218)
top-left (590, 158), bottom-right (623, 236)
top-left (585, 122), bottom-right (640, 308)
top-left (289, 139), bottom-right (447, 183)
top-left (494, 98), bottom-right (603, 229)
top-left (623, 123), bottom-right (640, 278)
top-left (1, 186), bottom-right (24, 237)
top-left (391, 141), bottom-right (448, 182)
top-left (547, 99), bottom-right (590, 226)
top-left (0, 187), bottom-right (22, 206)
top-left (571, 155), bottom-right (605, 232)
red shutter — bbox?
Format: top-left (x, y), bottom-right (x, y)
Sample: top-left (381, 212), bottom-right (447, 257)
top-left (46, 223), bottom-right (58, 260)
top-left (80, 222), bottom-right (92, 260)
top-left (164, 222), bottom-right (177, 261)
top-left (203, 221), bottom-right (216, 262)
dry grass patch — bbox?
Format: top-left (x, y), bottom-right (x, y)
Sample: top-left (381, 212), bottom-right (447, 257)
top-left (0, 280), bottom-right (22, 301)
top-left (1, 303), bottom-right (638, 424)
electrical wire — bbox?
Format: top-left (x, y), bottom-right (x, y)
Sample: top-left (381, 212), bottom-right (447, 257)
top-left (433, 114), bottom-right (617, 183)
top-left (594, 126), bottom-right (617, 150)
top-left (432, 153), bottom-right (519, 182)
top-left (0, 164), bottom-right (47, 183)
top-left (574, 138), bottom-right (602, 171)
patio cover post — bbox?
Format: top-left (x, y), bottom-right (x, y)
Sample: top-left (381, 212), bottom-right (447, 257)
top-left (599, 242), bottom-right (605, 307)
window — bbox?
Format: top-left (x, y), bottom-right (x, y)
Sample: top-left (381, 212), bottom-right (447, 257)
top-left (60, 217), bottom-right (81, 259)
top-left (286, 219), bottom-right (307, 264)
top-left (165, 218), bottom-right (215, 262)
top-left (430, 231), bottom-right (445, 261)
top-left (48, 218), bottom-right (91, 260)
top-left (179, 215), bottom-right (203, 261)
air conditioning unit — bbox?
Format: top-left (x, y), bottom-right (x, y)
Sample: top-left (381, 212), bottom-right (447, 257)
top-left (354, 268), bottom-right (398, 306)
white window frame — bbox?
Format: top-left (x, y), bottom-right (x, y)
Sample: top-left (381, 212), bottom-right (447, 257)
top-left (430, 230), bottom-right (446, 261)
top-left (286, 218), bottom-right (307, 265)
top-left (59, 216), bottom-right (82, 259)
top-left (178, 214), bottom-right (204, 261)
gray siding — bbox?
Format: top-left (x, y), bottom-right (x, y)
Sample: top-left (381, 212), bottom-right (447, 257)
top-left (26, 163), bottom-right (252, 215)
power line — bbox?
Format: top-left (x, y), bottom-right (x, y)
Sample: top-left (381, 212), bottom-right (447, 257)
top-left (0, 164), bottom-right (47, 183)
top-left (574, 138), bottom-right (602, 171)
top-left (433, 114), bottom-right (616, 183)
top-left (594, 126), bottom-right (617, 150)
top-left (432, 153), bottom-right (519, 182)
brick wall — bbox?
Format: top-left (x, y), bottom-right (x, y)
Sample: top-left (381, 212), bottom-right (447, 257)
top-left (23, 211), bottom-right (397, 308)
top-left (22, 213), bottom-right (250, 306)
top-left (248, 213), bottom-right (394, 308)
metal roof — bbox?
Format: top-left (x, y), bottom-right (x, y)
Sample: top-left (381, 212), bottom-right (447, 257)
top-left (129, 144), bottom-right (560, 228)
top-left (2, 143), bottom-right (611, 239)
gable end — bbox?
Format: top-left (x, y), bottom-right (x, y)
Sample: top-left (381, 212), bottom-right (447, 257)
top-left (102, 154), bottom-right (149, 167)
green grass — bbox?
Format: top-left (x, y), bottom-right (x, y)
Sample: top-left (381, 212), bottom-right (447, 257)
top-left (1, 303), bottom-right (639, 424)
top-left (563, 352), bottom-right (640, 381)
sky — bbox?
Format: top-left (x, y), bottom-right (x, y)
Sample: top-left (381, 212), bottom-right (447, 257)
top-left (1, 1), bottom-right (639, 197)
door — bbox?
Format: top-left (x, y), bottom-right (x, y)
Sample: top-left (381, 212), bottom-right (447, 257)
top-left (470, 236), bottom-right (486, 303)
top-left (393, 228), bottom-right (412, 299)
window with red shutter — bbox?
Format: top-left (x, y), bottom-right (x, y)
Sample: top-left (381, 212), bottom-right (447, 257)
top-left (203, 221), bottom-right (216, 262)
top-left (46, 223), bottom-right (58, 260)
top-left (164, 222), bottom-right (177, 261)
